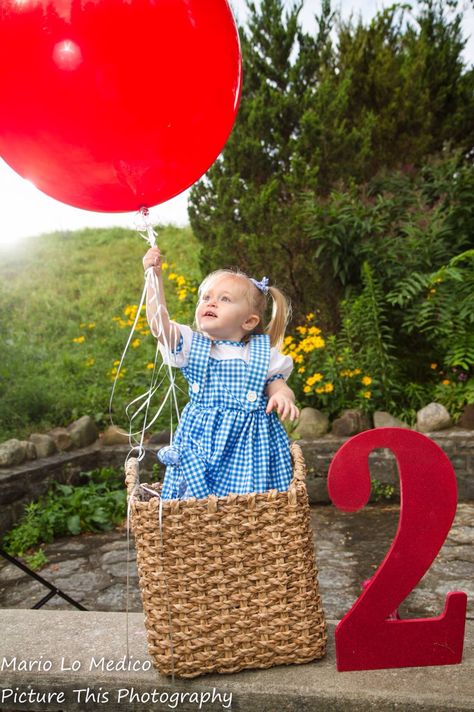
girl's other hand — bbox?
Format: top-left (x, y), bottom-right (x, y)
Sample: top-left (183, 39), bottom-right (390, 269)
top-left (266, 393), bottom-right (300, 421)
top-left (143, 246), bottom-right (162, 273)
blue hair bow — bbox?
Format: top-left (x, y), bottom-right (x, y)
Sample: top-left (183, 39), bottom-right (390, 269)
top-left (250, 276), bottom-right (269, 295)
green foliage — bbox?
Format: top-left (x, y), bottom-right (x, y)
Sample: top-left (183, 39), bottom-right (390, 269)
top-left (303, 152), bottom-right (474, 320)
top-left (339, 262), bottom-right (399, 410)
top-left (189, 0), bottom-right (336, 323)
top-left (386, 248), bottom-right (474, 418)
top-left (0, 225), bottom-right (201, 440)
top-left (370, 479), bottom-right (396, 503)
top-left (24, 548), bottom-right (49, 571)
top-left (387, 250), bottom-right (474, 367)
top-left (433, 378), bottom-right (474, 421)
top-left (284, 318), bottom-right (384, 419)
top-left (189, 0), bottom-right (474, 324)
top-left (2, 467), bottom-right (126, 558)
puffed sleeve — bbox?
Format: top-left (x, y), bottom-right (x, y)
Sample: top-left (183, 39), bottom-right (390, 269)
top-left (158, 322), bottom-right (194, 368)
top-left (266, 347), bottom-right (294, 384)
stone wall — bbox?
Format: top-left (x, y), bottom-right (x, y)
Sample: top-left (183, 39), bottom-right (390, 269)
top-left (300, 430), bottom-right (474, 504)
top-left (0, 430), bottom-right (473, 536)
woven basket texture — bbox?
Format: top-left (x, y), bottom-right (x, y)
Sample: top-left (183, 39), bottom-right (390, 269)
top-left (125, 442), bottom-right (327, 678)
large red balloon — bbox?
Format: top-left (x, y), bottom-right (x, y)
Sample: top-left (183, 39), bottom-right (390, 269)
top-left (0, 0), bottom-right (242, 212)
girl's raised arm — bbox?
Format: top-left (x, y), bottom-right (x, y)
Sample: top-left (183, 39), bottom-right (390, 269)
top-left (143, 246), bottom-right (179, 350)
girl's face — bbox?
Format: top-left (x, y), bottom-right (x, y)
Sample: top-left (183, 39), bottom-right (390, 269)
top-left (196, 275), bottom-right (260, 341)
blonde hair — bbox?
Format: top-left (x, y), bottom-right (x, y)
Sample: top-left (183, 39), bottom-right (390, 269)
top-left (196, 269), bottom-right (291, 349)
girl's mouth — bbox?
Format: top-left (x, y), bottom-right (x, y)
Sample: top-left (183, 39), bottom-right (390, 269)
top-left (203, 311), bottom-right (217, 318)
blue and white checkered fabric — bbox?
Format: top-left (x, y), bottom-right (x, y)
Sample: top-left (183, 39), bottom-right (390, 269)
top-left (160, 332), bottom-right (292, 500)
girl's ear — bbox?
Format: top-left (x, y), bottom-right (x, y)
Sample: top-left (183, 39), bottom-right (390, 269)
top-left (242, 314), bottom-right (260, 333)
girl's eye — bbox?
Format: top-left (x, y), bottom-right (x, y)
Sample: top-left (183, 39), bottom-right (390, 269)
top-left (221, 296), bottom-right (231, 302)
top-left (202, 295), bottom-right (210, 301)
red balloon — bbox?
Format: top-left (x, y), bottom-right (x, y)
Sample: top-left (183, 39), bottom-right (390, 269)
top-left (0, 0), bottom-right (242, 212)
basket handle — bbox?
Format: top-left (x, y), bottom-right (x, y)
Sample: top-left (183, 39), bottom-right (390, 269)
top-left (290, 441), bottom-right (306, 483)
top-left (125, 457), bottom-right (140, 497)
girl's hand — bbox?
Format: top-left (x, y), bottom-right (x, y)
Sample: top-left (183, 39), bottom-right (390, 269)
top-left (143, 246), bottom-right (162, 274)
top-left (266, 392), bottom-right (300, 421)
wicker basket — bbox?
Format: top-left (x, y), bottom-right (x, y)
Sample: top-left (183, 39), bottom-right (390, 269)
top-left (125, 442), bottom-right (327, 678)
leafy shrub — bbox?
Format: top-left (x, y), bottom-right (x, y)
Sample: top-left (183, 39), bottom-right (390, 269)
top-left (2, 467), bottom-right (126, 559)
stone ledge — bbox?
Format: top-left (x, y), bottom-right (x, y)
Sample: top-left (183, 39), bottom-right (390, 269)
top-left (0, 610), bottom-right (472, 712)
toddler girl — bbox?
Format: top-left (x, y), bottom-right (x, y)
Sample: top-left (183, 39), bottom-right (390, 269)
top-left (143, 246), bottom-right (299, 500)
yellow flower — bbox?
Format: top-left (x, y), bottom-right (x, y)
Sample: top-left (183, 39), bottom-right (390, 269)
top-left (110, 367), bottom-right (126, 380)
top-left (114, 360), bottom-right (120, 366)
top-left (162, 262), bottom-right (169, 270)
top-left (72, 336), bottom-right (85, 343)
top-left (442, 379), bottom-right (450, 385)
top-left (168, 272), bottom-right (178, 281)
top-left (308, 326), bottom-right (321, 335)
top-left (324, 383), bottom-right (334, 393)
top-left (298, 367), bottom-right (305, 373)
top-left (176, 275), bottom-right (186, 287)
top-left (296, 326), bottom-right (307, 335)
top-left (353, 368), bottom-right (362, 376)
top-left (315, 386), bottom-right (325, 394)
top-left (294, 354), bottom-right (304, 364)
top-left (306, 373), bottom-right (323, 386)
top-left (284, 336), bottom-right (294, 345)
top-left (310, 336), bottom-right (325, 349)
top-left (146, 362), bottom-right (154, 370)
top-left (303, 385), bottom-right (311, 394)
top-left (85, 358), bottom-right (95, 367)
top-left (363, 390), bottom-right (372, 399)
top-left (430, 363), bottom-right (438, 370)
top-left (87, 322), bottom-right (96, 329)
top-left (177, 289), bottom-right (187, 301)
top-left (132, 338), bottom-right (140, 348)
top-left (306, 312), bottom-right (315, 321)
top-left (362, 376), bottom-right (372, 386)
top-left (79, 322), bottom-right (87, 328)
top-left (340, 369), bottom-right (351, 377)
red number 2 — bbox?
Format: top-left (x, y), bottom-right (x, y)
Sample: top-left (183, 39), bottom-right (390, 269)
top-left (327, 427), bottom-right (467, 671)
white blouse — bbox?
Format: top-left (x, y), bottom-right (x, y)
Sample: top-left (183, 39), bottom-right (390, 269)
top-left (159, 323), bottom-right (293, 381)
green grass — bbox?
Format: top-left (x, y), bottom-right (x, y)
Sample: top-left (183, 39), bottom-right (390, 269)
top-left (0, 225), bottom-right (201, 440)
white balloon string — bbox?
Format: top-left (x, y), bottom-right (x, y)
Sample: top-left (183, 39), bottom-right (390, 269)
top-left (116, 212), bottom-right (182, 683)
top-left (136, 206), bottom-right (157, 248)
top-left (110, 215), bottom-right (182, 466)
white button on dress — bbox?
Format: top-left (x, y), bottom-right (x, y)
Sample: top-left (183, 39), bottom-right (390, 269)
top-left (246, 390), bottom-right (257, 403)
top-left (191, 382), bottom-right (200, 394)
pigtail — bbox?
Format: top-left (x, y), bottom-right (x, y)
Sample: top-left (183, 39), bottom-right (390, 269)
top-left (265, 286), bottom-right (292, 349)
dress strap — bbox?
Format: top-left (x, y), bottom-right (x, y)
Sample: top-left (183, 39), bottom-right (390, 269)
top-left (243, 334), bottom-right (270, 410)
top-left (185, 331), bottom-right (211, 402)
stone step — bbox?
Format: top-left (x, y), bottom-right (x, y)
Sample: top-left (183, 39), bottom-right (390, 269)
top-left (0, 609), bottom-right (472, 711)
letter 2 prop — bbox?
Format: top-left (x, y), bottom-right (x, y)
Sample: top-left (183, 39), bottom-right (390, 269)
top-left (327, 427), bottom-right (467, 671)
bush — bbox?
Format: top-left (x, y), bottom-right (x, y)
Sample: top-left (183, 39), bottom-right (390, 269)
top-left (2, 467), bottom-right (126, 562)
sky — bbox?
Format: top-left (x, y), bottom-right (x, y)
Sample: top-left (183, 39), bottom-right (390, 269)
top-left (1, 0), bottom-right (473, 250)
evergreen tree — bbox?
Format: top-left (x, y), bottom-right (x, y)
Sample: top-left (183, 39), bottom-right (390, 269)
top-left (189, 0), bottom-right (336, 323)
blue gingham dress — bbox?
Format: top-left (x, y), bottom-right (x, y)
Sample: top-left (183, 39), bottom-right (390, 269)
top-left (160, 330), bottom-right (293, 500)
